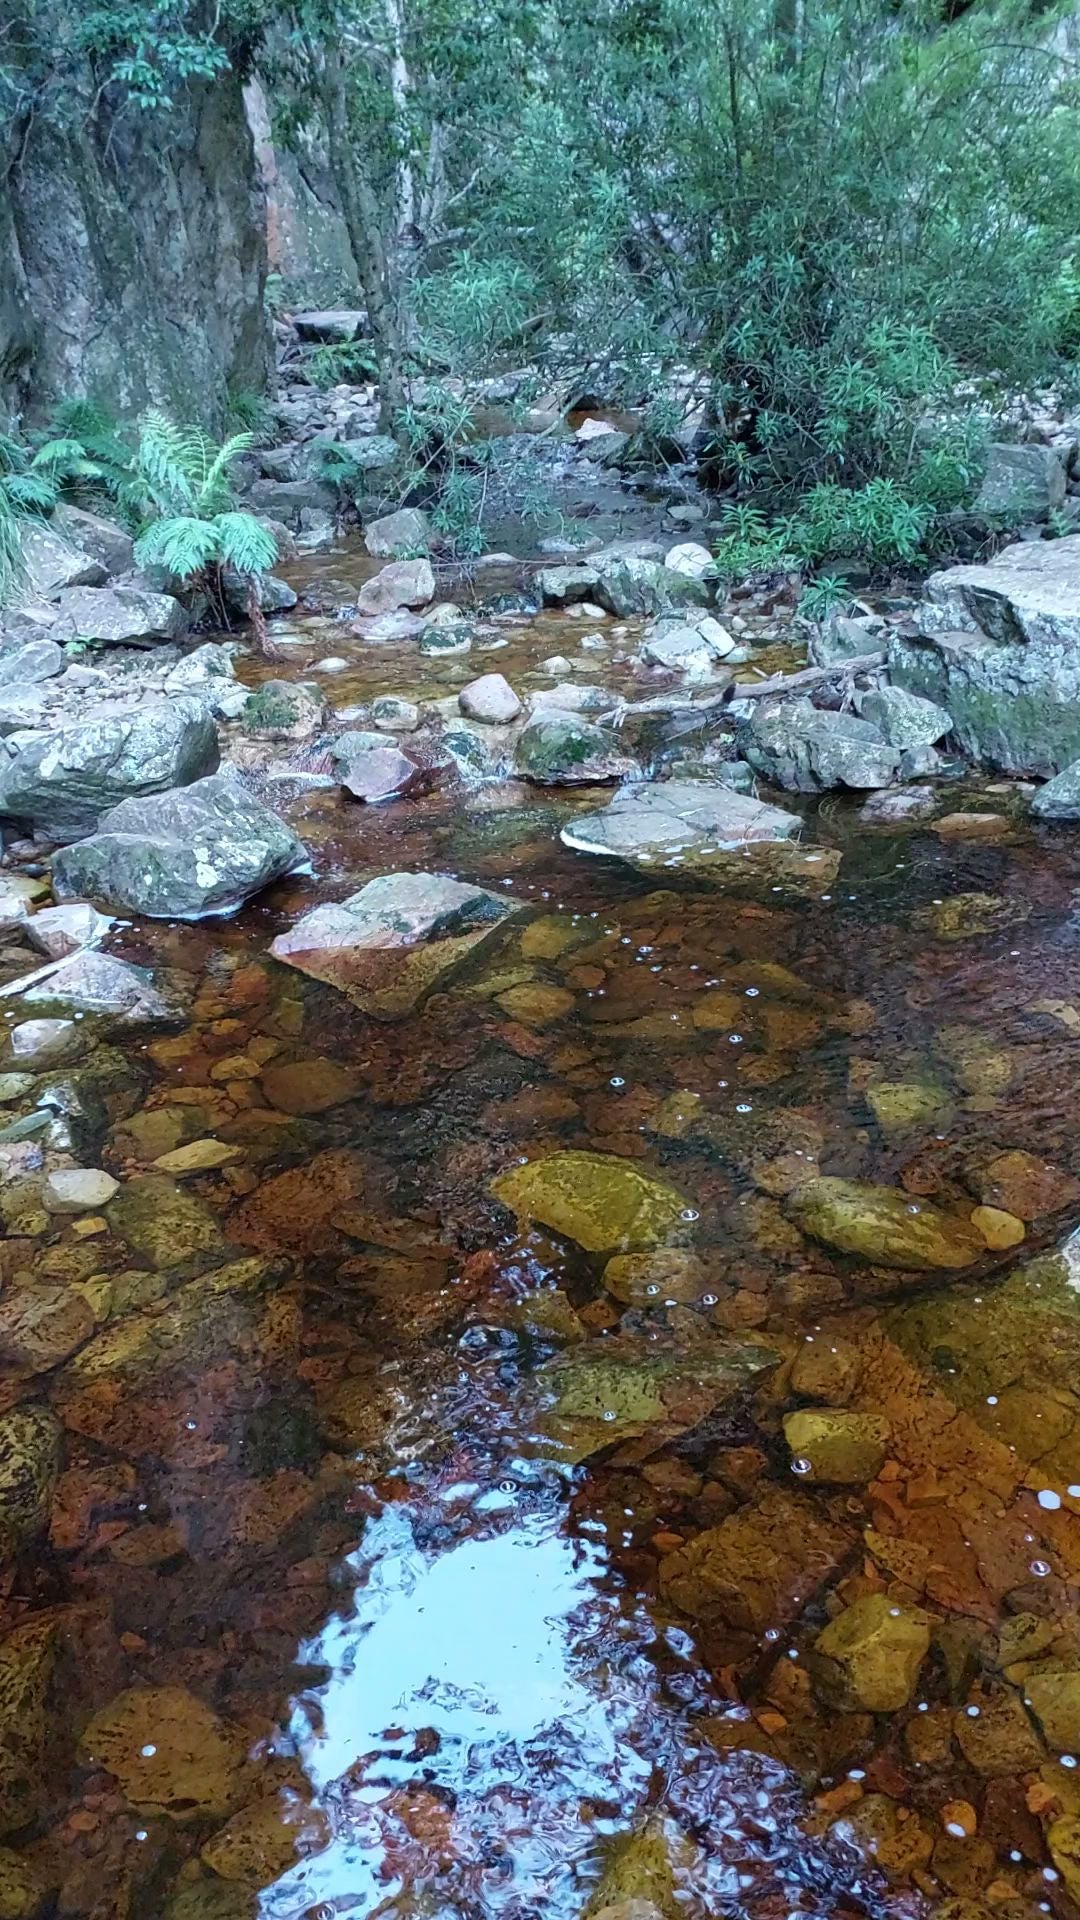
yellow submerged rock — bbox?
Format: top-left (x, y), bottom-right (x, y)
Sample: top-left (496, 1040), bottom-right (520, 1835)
top-left (786, 1177), bottom-right (982, 1271)
top-left (492, 1150), bottom-right (690, 1252)
top-left (79, 1685), bottom-right (253, 1820)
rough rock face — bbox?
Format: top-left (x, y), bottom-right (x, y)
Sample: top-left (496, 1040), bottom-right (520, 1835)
top-left (2, 27), bottom-right (268, 422)
top-left (891, 538), bottom-right (1080, 774)
top-left (52, 771), bottom-right (307, 919)
top-left (51, 584), bottom-right (188, 646)
top-left (0, 699), bottom-right (219, 839)
top-left (514, 711), bottom-right (636, 784)
top-left (270, 871), bottom-right (525, 1018)
top-left (15, 525), bottom-right (105, 599)
top-left (744, 699), bottom-right (900, 791)
top-left (973, 443), bottom-right (1067, 520)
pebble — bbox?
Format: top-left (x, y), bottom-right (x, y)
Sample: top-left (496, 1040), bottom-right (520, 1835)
top-left (44, 1168), bottom-right (120, 1213)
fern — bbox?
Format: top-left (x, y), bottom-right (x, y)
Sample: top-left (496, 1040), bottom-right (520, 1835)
top-left (213, 512), bottom-right (277, 575)
top-left (134, 516), bottom-right (223, 577)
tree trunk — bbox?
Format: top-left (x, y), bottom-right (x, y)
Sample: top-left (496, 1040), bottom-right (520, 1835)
top-left (318, 45), bottom-right (406, 434)
top-left (245, 572), bottom-right (281, 660)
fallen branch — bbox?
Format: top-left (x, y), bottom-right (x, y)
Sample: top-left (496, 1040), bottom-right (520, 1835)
top-left (729, 652), bottom-right (886, 701)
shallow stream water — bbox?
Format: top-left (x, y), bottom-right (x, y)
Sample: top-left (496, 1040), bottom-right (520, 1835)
top-left (6, 530), bottom-right (1080, 1920)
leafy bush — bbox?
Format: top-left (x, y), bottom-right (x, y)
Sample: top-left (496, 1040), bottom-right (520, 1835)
top-left (131, 414), bottom-right (277, 643)
top-left (306, 341), bottom-right (380, 391)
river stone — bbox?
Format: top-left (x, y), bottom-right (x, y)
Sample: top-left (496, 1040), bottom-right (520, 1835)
top-left (859, 786), bottom-right (938, 826)
top-left (533, 1335), bottom-right (778, 1465)
top-left (152, 1139), bottom-right (243, 1175)
top-left (356, 557), bottom-right (435, 616)
top-left (79, 1686), bottom-right (252, 1820)
top-left (364, 507), bottom-right (429, 557)
top-left (242, 680), bottom-right (326, 739)
top-left (492, 1150), bottom-right (690, 1252)
top-left (1024, 1670), bottom-right (1080, 1752)
top-left (787, 1177), bottom-right (982, 1270)
top-left (0, 1846), bottom-right (47, 1919)
top-left (52, 583), bottom-right (187, 645)
top-left (970, 1149), bottom-right (1080, 1221)
top-left (1, 1019), bottom-right (81, 1069)
top-left (44, 1167), bottom-right (118, 1212)
top-left (460, 673), bottom-right (522, 723)
top-left (973, 443), bottom-right (1067, 520)
top-left (0, 1407), bottom-right (62, 1560)
top-left (866, 1077), bottom-right (952, 1141)
top-left (25, 901), bottom-right (111, 959)
top-left (595, 554), bottom-right (710, 619)
top-left (745, 699), bottom-right (900, 792)
top-left (13, 952), bottom-right (176, 1026)
top-left (560, 779), bottom-right (802, 881)
top-left (371, 696), bottom-right (420, 733)
top-left (952, 1692), bottom-right (1045, 1777)
top-left (270, 871), bottom-right (525, 1019)
top-left (107, 1174), bottom-right (221, 1273)
top-left (337, 744), bottom-right (423, 803)
top-left (891, 538), bottom-right (1080, 775)
top-left (52, 771), bottom-right (307, 920)
top-left (259, 1058), bottom-right (364, 1114)
top-left (858, 685), bottom-right (953, 750)
top-left (664, 541), bottom-right (714, 579)
top-left (514, 711), bottom-right (635, 784)
top-left (782, 1409), bottom-right (889, 1483)
top-left (810, 1593), bottom-right (931, 1712)
top-left (0, 1618), bottom-right (57, 1835)
top-left (536, 564), bottom-right (601, 606)
top-left (0, 698), bottom-right (218, 840)
top-left (659, 1487), bottom-right (852, 1633)
top-left (603, 1250), bottom-right (711, 1306)
top-left (200, 1789), bottom-right (330, 1886)
top-left (640, 618), bottom-right (732, 678)
top-left (0, 1283), bottom-right (96, 1373)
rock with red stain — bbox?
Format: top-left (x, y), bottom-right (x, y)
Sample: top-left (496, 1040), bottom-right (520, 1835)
top-left (336, 743), bottom-right (424, 803)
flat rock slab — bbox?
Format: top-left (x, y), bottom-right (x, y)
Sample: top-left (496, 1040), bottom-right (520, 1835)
top-left (560, 778), bottom-right (802, 881)
top-left (786, 1176), bottom-right (983, 1271)
top-left (269, 870), bottom-right (525, 1019)
top-left (491, 1149), bottom-right (690, 1252)
top-left (52, 771), bottom-right (307, 920)
top-left (52, 585), bottom-right (187, 646)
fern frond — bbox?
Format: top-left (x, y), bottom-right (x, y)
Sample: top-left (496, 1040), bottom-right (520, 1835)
top-left (0, 492), bottom-right (26, 607)
top-left (4, 473), bottom-right (57, 514)
top-left (213, 510), bottom-right (277, 575)
top-left (135, 411), bottom-right (201, 515)
top-left (134, 514), bottom-right (219, 579)
top-left (197, 432), bottom-right (254, 516)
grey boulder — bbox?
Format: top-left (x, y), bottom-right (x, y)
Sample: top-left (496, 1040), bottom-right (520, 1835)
top-left (744, 699), bottom-right (900, 791)
top-left (0, 698), bottom-right (219, 839)
top-left (356, 558), bottom-right (435, 617)
top-left (973, 443), bottom-right (1067, 521)
top-left (1032, 762), bottom-right (1080, 820)
top-left (514, 711), bottom-right (636, 785)
top-left (52, 585), bottom-right (187, 646)
top-left (364, 508), bottom-right (429, 557)
top-left (17, 523), bottom-right (106, 599)
top-left (51, 770), bottom-right (307, 920)
top-left (52, 506), bottom-right (134, 578)
top-left (0, 640), bottom-right (64, 687)
top-left (858, 685), bottom-right (953, 751)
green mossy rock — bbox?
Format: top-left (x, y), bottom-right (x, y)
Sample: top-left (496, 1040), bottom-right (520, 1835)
top-left (79, 1686), bottom-right (252, 1820)
top-left (0, 1847), bottom-right (48, 1919)
top-left (785, 1177), bottom-right (982, 1271)
top-left (492, 1150), bottom-right (690, 1252)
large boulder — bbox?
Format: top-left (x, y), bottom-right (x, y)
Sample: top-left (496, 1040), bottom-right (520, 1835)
top-left (0, 639), bottom-right (64, 687)
top-left (595, 553), bottom-right (710, 619)
top-left (973, 443), bottom-right (1067, 521)
top-left (743, 698), bottom-right (900, 791)
top-left (514, 711), bottom-right (636, 784)
top-left (52, 771), bottom-right (307, 919)
top-left (364, 507), bottom-right (429, 556)
top-left (52, 506), bottom-right (134, 578)
top-left (356, 558), bottom-right (434, 617)
top-left (51, 584), bottom-right (187, 646)
top-left (16, 523), bottom-right (106, 599)
top-left (269, 871), bottom-right (525, 1019)
top-left (0, 699), bottom-right (219, 839)
top-left (891, 537), bottom-right (1080, 774)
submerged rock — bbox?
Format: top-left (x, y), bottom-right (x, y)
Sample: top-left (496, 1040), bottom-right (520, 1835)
top-left (0, 699), bottom-right (219, 840)
top-left (0, 1618), bottom-right (57, 1834)
top-left (0, 1407), bottom-right (62, 1560)
top-left (270, 871), bottom-right (525, 1019)
top-left (200, 1788), bottom-right (330, 1886)
top-left (491, 1150), bottom-right (690, 1252)
top-left (53, 771), bottom-right (307, 919)
top-left (970, 1149), bottom-right (1080, 1221)
top-left (12, 952), bottom-right (178, 1027)
top-left (786, 1177), bottom-right (982, 1270)
top-left (532, 1335), bottom-right (776, 1464)
top-left (782, 1408), bottom-right (889, 1483)
top-left (514, 711), bottom-right (635, 784)
top-left (107, 1173), bottom-right (221, 1273)
top-left (80, 1686), bottom-right (252, 1820)
top-left (811, 1593), bottom-right (931, 1712)
top-left (660, 1488), bottom-right (853, 1633)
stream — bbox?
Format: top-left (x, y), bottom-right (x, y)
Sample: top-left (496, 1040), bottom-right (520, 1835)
top-left (5, 517), bottom-right (1080, 1920)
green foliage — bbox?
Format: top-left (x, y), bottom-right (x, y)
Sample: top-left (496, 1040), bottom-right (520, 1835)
top-left (0, 436), bottom-right (59, 607)
top-left (225, 389), bottom-right (275, 440)
top-left (797, 575), bottom-right (855, 624)
top-left (74, 3), bottom-right (233, 111)
top-left (306, 341), bottom-right (380, 391)
top-left (131, 413), bottom-right (276, 592)
top-left (31, 400), bottom-right (147, 528)
top-left (416, 259), bottom-right (541, 375)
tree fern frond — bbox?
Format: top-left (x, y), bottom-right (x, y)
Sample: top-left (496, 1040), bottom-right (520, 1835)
top-left (213, 510), bottom-right (277, 575)
top-left (197, 432), bottom-right (255, 515)
top-left (4, 473), bottom-right (57, 513)
top-left (135, 411), bottom-right (201, 515)
top-left (134, 514), bottom-right (219, 579)
top-left (0, 493), bottom-right (26, 608)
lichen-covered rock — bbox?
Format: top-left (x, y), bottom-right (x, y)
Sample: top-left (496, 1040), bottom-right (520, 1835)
top-left (659, 1488), bottom-right (853, 1633)
top-left (492, 1150), bottom-right (690, 1252)
top-left (16, 524), bottom-right (106, 599)
top-left (786, 1178), bottom-right (982, 1271)
top-left (270, 871), bottom-right (525, 1019)
top-left (744, 699), bottom-right (900, 792)
top-left (0, 1407), bottom-right (62, 1560)
top-left (782, 1408), bottom-right (889, 1483)
top-left (0, 699), bottom-right (218, 839)
top-left (858, 685), bottom-right (953, 750)
top-left (200, 1789), bottom-right (330, 1885)
top-left (241, 680), bottom-right (326, 740)
top-left (973, 442), bottom-right (1066, 520)
top-left (810, 1593), bottom-right (931, 1711)
top-left (12, 952), bottom-right (178, 1029)
top-left (106, 1174), bottom-right (222, 1273)
top-left (514, 711), bottom-right (635, 785)
top-left (53, 771), bottom-right (307, 920)
top-left (52, 583), bottom-right (187, 646)
top-left (0, 1617), bottom-right (56, 1834)
top-left (595, 554), bottom-right (710, 619)
top-left (79, 1686), bottom-right (253, 1820)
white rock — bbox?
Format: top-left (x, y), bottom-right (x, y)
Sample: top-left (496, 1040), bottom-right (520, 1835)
top-left (44, 1167), bottom-right (119, 1212)
top-left (3, 1019), bottom-right (81, 1068)
top-left (664, 542), bottom-right (715, 579)
top-left (459, 674), bottom-right (522, 725)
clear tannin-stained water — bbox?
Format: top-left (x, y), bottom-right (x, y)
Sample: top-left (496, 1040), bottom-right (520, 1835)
top-left (8, 561), bottom-right (1080, 1920)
